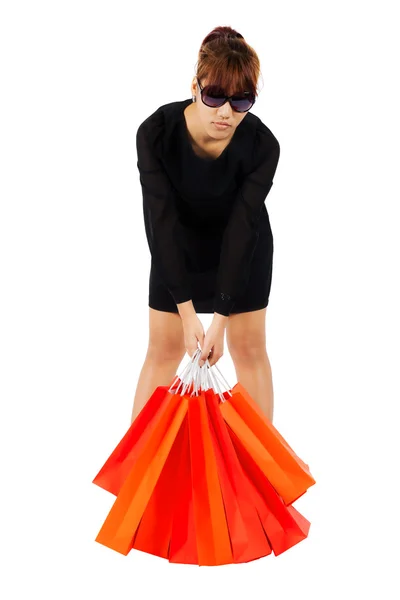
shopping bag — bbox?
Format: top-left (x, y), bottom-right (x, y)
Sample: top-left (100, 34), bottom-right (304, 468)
top-left (205, 386), bottom-right (311, 558)
top-left (94, 390), bottom-right (188, 555)
top-left (92, 384), bottom-right (172, 495)
top-left (229, 425), bottom-right (311, 556)
top-left (186, 390), bottom-right (233, 565)
top-left (92, 348), bottom-right (316, 563)
top-left (204, 388), bottom-right (273, 562)
top-left (219, 383), bottom-right (316, 505)
top-left (168, 417), bottom-right (199, 564)
top-left (131, 406), bottom-right (189, 560)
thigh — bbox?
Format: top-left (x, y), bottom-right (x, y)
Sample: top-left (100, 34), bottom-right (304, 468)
top-left (147, 307), bottom-right (186, 361)
top-left (226, 307), bottom-right (267, 360)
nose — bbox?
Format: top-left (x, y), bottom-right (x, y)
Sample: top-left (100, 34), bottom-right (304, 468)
top-left (216, 100), bottom-right (233, 119)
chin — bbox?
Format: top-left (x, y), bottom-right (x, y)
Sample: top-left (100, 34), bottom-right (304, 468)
top-left (211, 125), bottom-right (230, 135)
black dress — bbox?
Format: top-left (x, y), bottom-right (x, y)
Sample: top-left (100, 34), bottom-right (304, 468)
top-left (136, 98), bottom-right (280, 317)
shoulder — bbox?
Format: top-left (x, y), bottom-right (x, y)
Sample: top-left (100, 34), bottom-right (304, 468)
top-left (137, 100), bottom-right (186, 136)
top-left (136, 105), bottom-right (164, 147)
top-left (236, 111), bottom-right (280, 165)
top-left (236, 112), bottom-right (280, 174)
top-left (247, 112), bottom-right (280, 155)
top-left (136, 100), bottom-right (187, 153)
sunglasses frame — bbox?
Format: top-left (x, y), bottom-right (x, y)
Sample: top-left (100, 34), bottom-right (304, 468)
top-left (196, 77), bottom-right (255, 113)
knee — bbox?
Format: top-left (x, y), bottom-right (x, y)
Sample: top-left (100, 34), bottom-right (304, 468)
top-left (146, 338), bottom-right (186, 364)
top-left (228, 336), bottom-right (267, 367)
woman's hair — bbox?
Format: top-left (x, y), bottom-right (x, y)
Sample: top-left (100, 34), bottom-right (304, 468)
top-left (196, 26), bottom-right (261, 98)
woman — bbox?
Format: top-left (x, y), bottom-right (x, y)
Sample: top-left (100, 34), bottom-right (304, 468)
top-left (132, 26), bottom-right (280, 424)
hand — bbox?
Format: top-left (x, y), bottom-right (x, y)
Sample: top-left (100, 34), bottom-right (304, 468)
top-left (199, 316), bottom-right (226, 367)
top-left (181, 313), bottom-right (205, 359)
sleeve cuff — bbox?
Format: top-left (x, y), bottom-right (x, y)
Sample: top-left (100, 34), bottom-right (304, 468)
top-left (213, 292), bottom-right (236, 317)
top-left (170, 286), bottom-right (193, 306)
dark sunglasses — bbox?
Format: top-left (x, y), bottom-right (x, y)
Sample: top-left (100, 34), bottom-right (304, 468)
top-left (197, 77), bottom-right (255, 113)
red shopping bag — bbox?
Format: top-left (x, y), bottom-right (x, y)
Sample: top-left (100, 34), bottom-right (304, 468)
top-left (168, 417), bottom-right (199, 564)
top-left (92, 351), bottom-right (316, 563)
top-left (229, 425), bottom-right (311, 556)
top-left (92, 384), bottom-right (171, 495)
top-left (131, 407), bottom-right (190, 560)
top-left (204, 389), bottom-right (273, 562)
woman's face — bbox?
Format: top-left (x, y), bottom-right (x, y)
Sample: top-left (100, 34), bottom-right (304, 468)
top-left (190, 76), bottom-right (248, 142)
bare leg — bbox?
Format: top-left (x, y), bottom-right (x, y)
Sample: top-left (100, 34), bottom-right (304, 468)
top-left (130, 353), bottom-right (183, 423)
top-left (231, 351), bottom-right (274, 422)
top-left (130, 308), bottom-right (186, 424)
top-left (227, 308), bottom-right (274, 422)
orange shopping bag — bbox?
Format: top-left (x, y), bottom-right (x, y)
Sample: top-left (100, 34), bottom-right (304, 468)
top-left (186, 390), bottom-right (233, 565)
top-left (94, 389), bottom-right (188, 555)
top-left (92, 348), bottom-right (316, 564)
top-left (205, 386), bottom-right (311, 560)
top-left (219, 381), bottom-right (316, 505)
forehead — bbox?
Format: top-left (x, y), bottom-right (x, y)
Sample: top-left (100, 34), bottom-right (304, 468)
top-left (202, 72), bottom-right (251, 95)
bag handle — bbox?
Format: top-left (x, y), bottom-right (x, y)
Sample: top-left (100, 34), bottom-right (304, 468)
top-left (168, 348), bottom-right (233, 403)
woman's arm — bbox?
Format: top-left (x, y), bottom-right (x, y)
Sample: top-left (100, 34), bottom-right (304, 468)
top-left (213, 127), bottom-right (280, 317)
top-left (136, 119), bottom-right (196, 318)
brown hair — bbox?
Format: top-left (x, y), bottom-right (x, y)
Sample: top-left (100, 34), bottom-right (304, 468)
top-left (196, 26), bottom-right (261, 98)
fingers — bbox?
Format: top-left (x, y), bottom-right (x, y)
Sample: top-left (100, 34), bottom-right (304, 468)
top-left (206, 342), bottom-right (224, 367)
top-left (199, 348), bottom-right (222, 367)
top-left (191, 344), bottom-right (223, 367)
top-left (208, 351), bottom-right (223, 367)
top-left (199, 347), bottom-right (209, 367)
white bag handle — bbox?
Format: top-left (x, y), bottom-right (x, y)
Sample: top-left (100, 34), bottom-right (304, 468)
top-left (168, 348), bottom-right (233, 403)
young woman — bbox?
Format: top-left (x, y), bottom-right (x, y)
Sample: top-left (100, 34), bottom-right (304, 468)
top-left (132, 26), bottom-right (280, 424)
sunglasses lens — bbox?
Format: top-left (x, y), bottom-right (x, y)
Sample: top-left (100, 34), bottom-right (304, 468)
top-left (202, 85), bottom-right (226, 108)
top-left (231, 94), bottom-right (255, 112)
top-left (201, 85), bottom-right (255, 112)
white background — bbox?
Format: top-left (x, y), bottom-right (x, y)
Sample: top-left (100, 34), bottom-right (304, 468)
top-left (1, 1), bottom-right (399, 598)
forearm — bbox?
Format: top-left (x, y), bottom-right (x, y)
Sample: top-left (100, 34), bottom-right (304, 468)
top-left (177, 299), bottom-right (196, 321)
top-left (177, 300), bottom-right (229, 328)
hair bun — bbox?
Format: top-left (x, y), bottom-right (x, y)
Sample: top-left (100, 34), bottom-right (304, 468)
top-left (226, 30), bottom-right (244, 40)
top-left (202, 26), bottom-right (244, 46)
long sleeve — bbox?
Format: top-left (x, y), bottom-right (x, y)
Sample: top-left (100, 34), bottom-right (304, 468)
top-left (213, 125), bottom-right (280, 316)
top-left (136, 114), bottom-right (192, 306)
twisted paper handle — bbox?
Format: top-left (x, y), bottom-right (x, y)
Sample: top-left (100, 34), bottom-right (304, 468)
top-left (168, 348), bottom-right (233, 403)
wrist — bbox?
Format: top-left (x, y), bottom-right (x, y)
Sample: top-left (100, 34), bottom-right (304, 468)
top-left (213, 312), bottom-right (229, 328)
top-left (213, 294), bottom-right (235, 317)
top-left (177, 299), bottom-right (196, 322)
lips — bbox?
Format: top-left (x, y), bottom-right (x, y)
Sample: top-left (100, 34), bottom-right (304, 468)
top-left (214, 122), bottom-right (230, 126)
